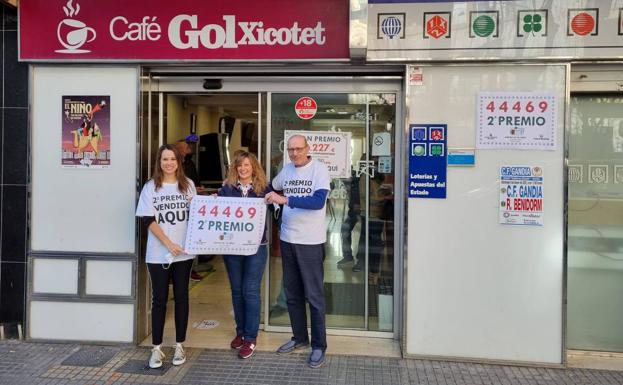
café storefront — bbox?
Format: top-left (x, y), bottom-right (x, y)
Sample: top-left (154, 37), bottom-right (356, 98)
top-left (18, 0), bottom-right (623, 366)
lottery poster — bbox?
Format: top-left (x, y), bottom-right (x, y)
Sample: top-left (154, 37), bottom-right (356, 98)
top-left (284, 130), bottom-right (351, 178)
top-left (477, 92), bottom-right (556, 150)
top-left (62, 95), bottom-right (110, 168)
top-left (185, 196), bottom-right (267, 256)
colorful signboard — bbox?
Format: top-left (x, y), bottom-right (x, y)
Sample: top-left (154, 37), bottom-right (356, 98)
top-left (499, 165), bottom-right (544, 226)
top-left (284, 130), bottom-right (352, 178)
top-left (476, 92), bottom-right (556, 150)
top-left (185, 196), bottom-right (266, 256)
top-left (19, 0), bottom-right (349, 61)
top-left (61, 95), bottom-right (110, 168)
top-left (408, 123), bottom-right (447, 198)
top-left (368, 0), bottom-right (623, 61)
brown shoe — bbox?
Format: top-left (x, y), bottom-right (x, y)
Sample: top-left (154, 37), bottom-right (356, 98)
top-left (230, 335), bottom-right (244, 349)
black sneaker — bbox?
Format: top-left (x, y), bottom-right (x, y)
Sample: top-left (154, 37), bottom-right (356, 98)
top-left (337, 257), bottom-right (354, 266)
top-left (269, 305), bottom-right (287, 318)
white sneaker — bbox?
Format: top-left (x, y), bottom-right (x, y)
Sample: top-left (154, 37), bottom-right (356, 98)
top-left (172, 344), bottom-right (186, 366)
top-left (149, 346), bottom-right (165, 369)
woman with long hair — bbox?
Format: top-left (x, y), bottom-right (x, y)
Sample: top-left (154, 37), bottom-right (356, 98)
top-left (218, 151), bottom-right (269, 359)
top-left (136, 144), bottom-right (196, 369)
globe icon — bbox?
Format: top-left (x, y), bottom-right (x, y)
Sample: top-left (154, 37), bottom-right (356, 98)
top-left (381, 16), bottom-right (402, 39)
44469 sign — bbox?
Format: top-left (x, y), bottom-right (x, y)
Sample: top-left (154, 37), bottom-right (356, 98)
top-left (184, 196), bottom-right (266, 256)
top-left (476, 91), bottom-right (557, 151)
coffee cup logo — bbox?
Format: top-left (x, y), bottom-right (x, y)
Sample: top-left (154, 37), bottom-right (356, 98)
top-left (55, 0), bottom-right (96, 53)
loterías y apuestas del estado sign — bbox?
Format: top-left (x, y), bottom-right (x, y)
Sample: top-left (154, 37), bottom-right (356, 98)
top-left (18, 0), bottom-right (349, 61)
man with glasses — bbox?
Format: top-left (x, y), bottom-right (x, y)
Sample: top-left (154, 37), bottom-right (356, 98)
top-left (265, 134), bottom-right (330, 368)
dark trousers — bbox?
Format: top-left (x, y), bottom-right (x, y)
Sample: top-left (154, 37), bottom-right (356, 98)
top-left (147, 259), bottom-right (193, 345)
top-left (356, 216), bottom-right (384, 274)
top-left (223, 245), bottom-right (268, 341)
top-left (281, 241), bottom-right (327, 351)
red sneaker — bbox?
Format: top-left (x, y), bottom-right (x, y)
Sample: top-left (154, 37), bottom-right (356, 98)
top-left (230, 335), bottom-right (244, 349)
top-left (238, 340), bottom-right (256, 359)
top-left (190, 271), bottom-right (203, 282)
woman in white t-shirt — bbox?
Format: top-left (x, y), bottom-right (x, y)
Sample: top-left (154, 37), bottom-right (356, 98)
top-left (136, 144), bottom-right (196, 369)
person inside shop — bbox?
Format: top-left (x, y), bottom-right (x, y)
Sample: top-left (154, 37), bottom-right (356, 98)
top-left (175, 137), bottom-right (203, 193)
top-left (136, 144), bottom-right (196, 369)
top-left (264, 134), bottom-right (331, 369)
top-left (336, 166), bottom-right (360, 267)
top-left (217, 151), bottom-right (270, 359)
top-left (175, 137), bottom-right (210, 282)
top-left (352, 158), bottom-right (393, 283)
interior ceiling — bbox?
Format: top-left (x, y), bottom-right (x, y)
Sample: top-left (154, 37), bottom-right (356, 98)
top-left (174, 93), bottom-right (392, 122)
top-left (182, 94), bottom-right (258, 121)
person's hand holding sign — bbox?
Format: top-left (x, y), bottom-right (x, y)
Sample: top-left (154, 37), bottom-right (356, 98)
top-left (165, 241), bottom-right (185, 257)
top-left (265, 191), bottom-right (288, 206)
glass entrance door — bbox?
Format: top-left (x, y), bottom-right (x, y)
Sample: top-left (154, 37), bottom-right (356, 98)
top-left (567, 95), bottom-right (623, 352)
top-left (266, 93), bottom-right (397, 333)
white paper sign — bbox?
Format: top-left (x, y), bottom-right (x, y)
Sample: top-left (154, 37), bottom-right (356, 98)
top-left (372, 132), bottom-right (391, 156)
top-left (378, 156), bottom-right (392, 173)
top-left (477, 92), bottom-right (556, 150)
top-left (184, 196), bottom-right (266, 256)
top-left (499, 165), bottom-right (544, 226)
top-left (284, 130), bottom-right (351, 178)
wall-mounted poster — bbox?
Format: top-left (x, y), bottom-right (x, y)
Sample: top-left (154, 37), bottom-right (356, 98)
top-left (284, 130), bottom-right (351, 178)
top-left (477, 92), bottom-right (556, 150)
top-left (499, 165), bottom-right (544, 226)
top-left (62, 95), bottom-right (110, 168)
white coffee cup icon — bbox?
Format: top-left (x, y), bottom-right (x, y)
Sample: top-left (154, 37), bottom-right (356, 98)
top-left (57, 18), bottom-right (96, 51)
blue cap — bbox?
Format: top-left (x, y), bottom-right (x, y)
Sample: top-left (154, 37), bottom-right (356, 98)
top-left (185, 134), bottom-right (199, 143)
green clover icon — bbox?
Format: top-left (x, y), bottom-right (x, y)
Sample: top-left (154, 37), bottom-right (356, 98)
top-left (523, 14), bottom-right (542, 35)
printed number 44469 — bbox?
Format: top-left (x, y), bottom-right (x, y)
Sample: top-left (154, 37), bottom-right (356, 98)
top-left (485, 100), bottom-right (548, 113)
top-left (197, 205), bottom-right (257, 219)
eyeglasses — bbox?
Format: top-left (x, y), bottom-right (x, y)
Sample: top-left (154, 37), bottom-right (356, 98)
top-left (287, 147), bottom-right (307, 153)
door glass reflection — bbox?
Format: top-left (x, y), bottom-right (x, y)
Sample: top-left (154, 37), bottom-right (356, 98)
top-left (267, 93), bottom-right (396, 332)
top-left (567, 95), bottom-right (623, 352)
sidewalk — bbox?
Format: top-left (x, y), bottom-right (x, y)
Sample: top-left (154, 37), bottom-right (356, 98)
top-left (1, 340), bottom-right (623, 385)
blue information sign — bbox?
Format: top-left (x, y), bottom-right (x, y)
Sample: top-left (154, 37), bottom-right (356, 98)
top-left (408, 124), bottom-right (447, 198)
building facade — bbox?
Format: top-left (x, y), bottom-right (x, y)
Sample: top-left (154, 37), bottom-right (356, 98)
top-left (2, 0), bottom-right (622, 366)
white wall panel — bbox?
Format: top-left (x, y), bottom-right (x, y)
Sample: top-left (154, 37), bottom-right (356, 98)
top-left (85, 260), bottom-right (133, 296)
top-left (29, 301), bottom-right (133, 342)
top-left (31, 66), bottom-right (138, 253)
top-left (32, 258), bottom-right (78, 294)
top-left (406, 65), bottom-right (565, 364)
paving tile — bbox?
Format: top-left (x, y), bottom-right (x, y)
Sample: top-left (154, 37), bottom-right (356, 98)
top-left (60, 346), bottom-right (119, 367)
top-left (1, 341), bottom-right (623, 385)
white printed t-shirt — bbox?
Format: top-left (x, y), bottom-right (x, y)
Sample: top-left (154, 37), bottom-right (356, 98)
top-left (136, 179), bottom-right (196, 264)
top-left (272, 159), bottom-right (330, 244)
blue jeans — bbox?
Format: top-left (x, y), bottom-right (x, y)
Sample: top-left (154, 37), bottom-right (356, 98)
top-left (281, 241), bottom-right (327, 351)
top-left (223, 245), bottom-right (268, 341)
